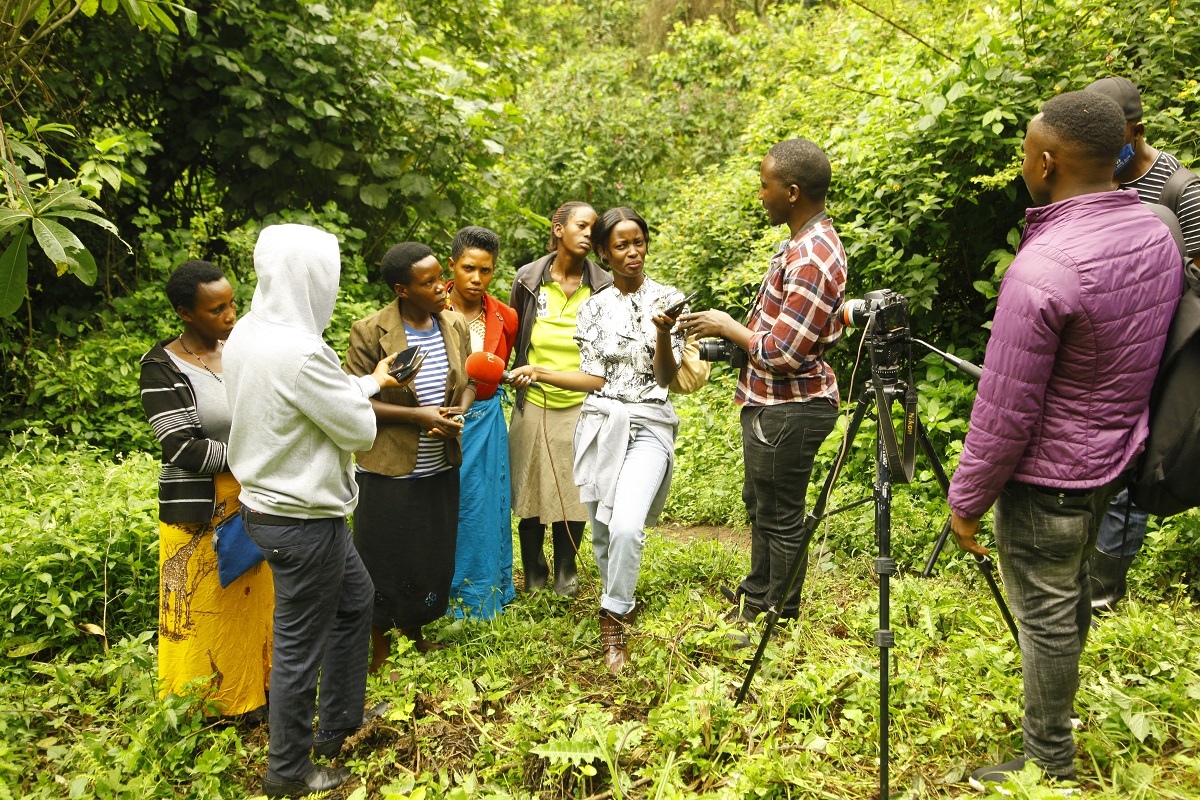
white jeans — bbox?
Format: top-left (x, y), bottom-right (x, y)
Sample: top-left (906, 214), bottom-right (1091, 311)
top-left (587, 426), bottom-right (671, 616)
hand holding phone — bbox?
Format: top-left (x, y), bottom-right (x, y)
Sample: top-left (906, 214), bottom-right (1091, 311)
top-left (663, 291), bottom-right (699, 319)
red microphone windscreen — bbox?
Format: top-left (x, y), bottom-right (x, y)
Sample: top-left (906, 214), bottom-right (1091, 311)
top-left (465, 351), bottom-right (506, 384)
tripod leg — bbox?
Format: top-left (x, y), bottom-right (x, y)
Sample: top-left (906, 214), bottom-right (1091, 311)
top-left (737, 390), bottom-right (872, 705)
top-left (874, 425), bottom-right (896, 799)
top-left (914, 420), bottom-right (1020, 646)
top-left (975, 554), bottom-right (1020, 645)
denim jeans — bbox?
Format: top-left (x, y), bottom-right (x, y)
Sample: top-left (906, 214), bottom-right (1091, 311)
top-left (1095, 487), bottom-right (1149, 558)
top-left (739, 400), bottom-right (838, 617)
top-left (244, 514), bottom-right (374, 782)
top-left (587, 426), bottom-right (672, 616)
top-left (993, 479), bottom-right (1119, 778)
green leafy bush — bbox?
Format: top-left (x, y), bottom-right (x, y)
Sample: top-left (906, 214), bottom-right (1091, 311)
top-left (0, 442), bottom-right (159, 660)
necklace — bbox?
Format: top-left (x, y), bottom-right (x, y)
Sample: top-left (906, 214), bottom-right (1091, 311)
top-left (178, 334), bottom-right (223, 383)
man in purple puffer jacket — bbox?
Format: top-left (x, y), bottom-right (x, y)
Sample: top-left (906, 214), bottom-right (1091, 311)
top-left (948, 90), bottom-right (1182, 791)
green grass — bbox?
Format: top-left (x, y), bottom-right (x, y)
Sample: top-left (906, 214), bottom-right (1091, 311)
top-left (1, 440), bottom-right (1199, 798)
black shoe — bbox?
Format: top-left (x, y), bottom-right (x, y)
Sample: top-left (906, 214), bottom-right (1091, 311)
top-left (518, 520), bottom-right (549, 592)
top-left (969, 757), bottom-right (1077, 795)
top-left (312, 702), bottom-right (389, 759)
top-left (552, 522), bottom-right (583, 597)
top-left (263, 765), bottom-right (350, 798)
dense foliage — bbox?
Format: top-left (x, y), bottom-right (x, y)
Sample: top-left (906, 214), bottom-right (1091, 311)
top-left (3, 0), bottom-right (1200, 796)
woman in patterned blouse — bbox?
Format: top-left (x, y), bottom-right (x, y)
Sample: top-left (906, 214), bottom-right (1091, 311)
top-left (510, 207), bottom-right (687, 674)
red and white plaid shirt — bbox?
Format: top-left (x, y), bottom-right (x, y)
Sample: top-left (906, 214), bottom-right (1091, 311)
top-left (736, 216), bottom-right (846, 407)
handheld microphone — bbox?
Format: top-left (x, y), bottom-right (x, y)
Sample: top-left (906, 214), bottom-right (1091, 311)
top-left (465, 351), bottom-right (542, 388)
top-left (465, 351), bottom-right (509, 384)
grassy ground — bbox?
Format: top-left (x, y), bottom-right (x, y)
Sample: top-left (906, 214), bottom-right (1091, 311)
top-left (2, 446), bottom-right (1199, 799)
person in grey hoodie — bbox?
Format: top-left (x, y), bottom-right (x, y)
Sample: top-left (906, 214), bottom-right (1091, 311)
top-left (224, 223), bottom-right (405, 798)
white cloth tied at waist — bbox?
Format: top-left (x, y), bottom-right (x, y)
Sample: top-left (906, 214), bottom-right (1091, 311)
top-left (572, 393), bottom-right (678, 526)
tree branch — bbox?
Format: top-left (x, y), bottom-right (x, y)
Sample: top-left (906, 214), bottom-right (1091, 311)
top-left (843, 0), bottom-right (951, 61)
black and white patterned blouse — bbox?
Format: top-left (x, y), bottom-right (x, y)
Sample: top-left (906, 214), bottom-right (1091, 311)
top-left (574, 277), bottom-right (687, 404)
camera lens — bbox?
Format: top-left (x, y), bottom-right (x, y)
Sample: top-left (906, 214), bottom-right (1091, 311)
top-left (841, 299), bottom-right (870, 328)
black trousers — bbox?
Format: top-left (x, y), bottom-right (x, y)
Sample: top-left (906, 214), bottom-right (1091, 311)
top-left (738, 400), bottom-right (838, 616)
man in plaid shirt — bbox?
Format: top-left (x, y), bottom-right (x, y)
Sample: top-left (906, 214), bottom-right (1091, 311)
top-left (681, 138), bottom-right (846, 622)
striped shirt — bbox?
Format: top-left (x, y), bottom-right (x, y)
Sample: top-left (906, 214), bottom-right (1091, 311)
top-left (402, 320), bottom-right (452, 478)
top-left (1123, 150), bottom-right (1200, 258)
top-left (736, 217), bottom-right (847, 407)
top-left (139, 339), bottom-right (228, 524)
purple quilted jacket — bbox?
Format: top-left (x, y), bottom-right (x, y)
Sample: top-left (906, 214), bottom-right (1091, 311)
top-left (949, 190), bottom-right (1183, 519)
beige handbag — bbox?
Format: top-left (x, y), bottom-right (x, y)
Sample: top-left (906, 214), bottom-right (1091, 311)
top-left (670, 336), bottom-right (711, 394)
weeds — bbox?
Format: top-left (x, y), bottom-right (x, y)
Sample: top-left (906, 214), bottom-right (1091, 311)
top-left (2, 426), bottom-right (1199, 798)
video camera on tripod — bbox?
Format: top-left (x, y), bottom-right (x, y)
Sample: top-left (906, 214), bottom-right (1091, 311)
top-left (736, 287), bottom-right (1006, 800)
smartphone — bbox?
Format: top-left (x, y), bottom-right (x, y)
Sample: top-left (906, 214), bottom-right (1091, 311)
top-left (663, 291), bottom-right (699, 318)
top-left (388, 345), bottom-right (426, 383)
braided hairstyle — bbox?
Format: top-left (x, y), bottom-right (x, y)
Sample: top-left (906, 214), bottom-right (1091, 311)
top-left (547, 201), bottom-right (595, 253)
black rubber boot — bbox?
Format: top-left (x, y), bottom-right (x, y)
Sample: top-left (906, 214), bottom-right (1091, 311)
top-left (1089, 549), bottom-right (1136, 615)
top-left (518, 518), bottom-right (549, 592)
top-left (552, 521), bottom-right (585, 597)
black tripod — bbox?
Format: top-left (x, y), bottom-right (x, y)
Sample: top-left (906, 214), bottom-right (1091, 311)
top-left (735, 306), bottom-right (1018, 799)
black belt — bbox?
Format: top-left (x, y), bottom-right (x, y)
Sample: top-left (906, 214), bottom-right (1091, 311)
top-left (1028, 483), bottom-right (1094, 498)
top-left (241, 508), bottom-right (308, 526)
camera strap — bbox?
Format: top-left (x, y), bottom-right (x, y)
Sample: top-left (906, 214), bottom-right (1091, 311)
top-left (872, 371), bottom-right (919, 484)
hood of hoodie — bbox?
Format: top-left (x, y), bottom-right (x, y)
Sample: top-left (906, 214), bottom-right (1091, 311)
top-left (250, 224), bottom-right (340, 334)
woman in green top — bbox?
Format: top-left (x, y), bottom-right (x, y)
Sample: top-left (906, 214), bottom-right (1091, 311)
top-left (507, 201), bottom-right (611, 596)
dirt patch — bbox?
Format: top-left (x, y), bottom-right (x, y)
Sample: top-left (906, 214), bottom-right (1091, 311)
top-left (655, 523), bottom-right (750, 548)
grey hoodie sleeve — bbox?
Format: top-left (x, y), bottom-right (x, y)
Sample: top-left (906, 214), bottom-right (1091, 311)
top-left (292, 347), bottom-right (378, 453)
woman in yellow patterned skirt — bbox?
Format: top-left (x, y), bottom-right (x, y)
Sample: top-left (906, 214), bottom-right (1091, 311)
top-left (138, 260), bottom-right (273, 716)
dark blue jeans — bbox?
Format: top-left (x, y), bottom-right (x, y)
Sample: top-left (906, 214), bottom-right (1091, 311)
top-left (738, 400), bottom-right (838, 617)
top-left (244, 513), bottom-right (374, 782)
top-left (993, 479), bottom-right (1120, 778)
top-left (1095, 487), bottom-right (1149, 558)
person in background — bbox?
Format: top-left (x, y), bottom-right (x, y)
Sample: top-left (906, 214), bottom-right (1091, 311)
top-left (224, 225), bottom-right (403, 798)
top-left (948, 91), bottom-right (1181, 791)
top-left (511, 207), bottom-right (685, 674)
top-left (444, 226), bottom-right (519, 619)
top-left (1081, 75), bottom-right (1200, 614)
top-left (346, 242), bottom-right (474, 665)
top-left (508, 201), bottom-right (611, 597)
top-left (139, 259), bottom-right (273, 718)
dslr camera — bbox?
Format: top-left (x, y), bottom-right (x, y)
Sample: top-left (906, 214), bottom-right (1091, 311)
top-left (840, 288), bottom-right (910, 379)
top-left (697, 337), bottom-right (748, 368)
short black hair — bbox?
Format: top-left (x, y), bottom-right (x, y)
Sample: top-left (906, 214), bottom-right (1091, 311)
top-left (451, 226), bottom-right (500, 262)
top-left (766, 139), bottom-right (831, 203)
top-left (1039, 90), bottom-right (1126, 161)
top-left (381, 242), bottom-right (435, 288)
top-left (165, 260), bottom-right (225, 310)
top-left (547, 201), bottom-right (594, 252)
top-left (592, 207), bottom-right (649, 263)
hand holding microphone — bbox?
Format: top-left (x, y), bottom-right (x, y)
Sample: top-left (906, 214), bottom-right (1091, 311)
top-left (464, 351), bottom-right (540, 389)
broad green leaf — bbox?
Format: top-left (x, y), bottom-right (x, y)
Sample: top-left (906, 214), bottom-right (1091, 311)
top-left (1122, 710), bottom-right (1150, 742)
top-left (69, 245), bottom-right (98, 285)
top-left (32, 218), bottom-right (71, 267)
top-left (399, 173), bottom-right (432, 197)
top-left (0, 207), bottom-right (33, 237)
top-left (309, 142), bottom-right (344, 170)
top-left (48, 209), bottom-right (120, 236)
top-left (248, 146), bottom-right (279, 169)
top-left (0, 230), bottom-right (30, 317)
top-left (5, 639), bottom-right (44, 658)
top-left (312, 100), bottom-right (340, 118)
top-left (359, 184), bottom-right (389, 208)
top-left (930, 96), bottom-right (947, 116)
